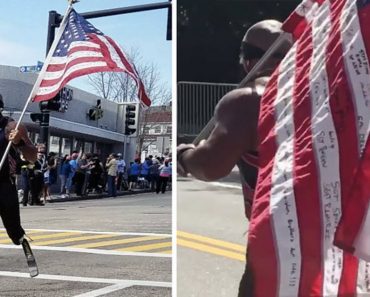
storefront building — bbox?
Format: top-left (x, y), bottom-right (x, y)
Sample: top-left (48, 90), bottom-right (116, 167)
top-left (0, 65), bottom-right (135, 161)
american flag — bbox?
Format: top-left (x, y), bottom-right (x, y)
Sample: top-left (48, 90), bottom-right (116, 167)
top-left (32, 8), bottom-right (151, 107)
top-left (247, 0), bottom-right (370, 296)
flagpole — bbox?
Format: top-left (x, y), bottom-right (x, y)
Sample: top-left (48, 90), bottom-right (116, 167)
top-left (192, 32), bottom-right (291, 145)
top-left (0, 4), bottom-right (74, 171)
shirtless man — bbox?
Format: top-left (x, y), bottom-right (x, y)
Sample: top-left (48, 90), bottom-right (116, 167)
top-left (177, 20), bottom-right (292, 296)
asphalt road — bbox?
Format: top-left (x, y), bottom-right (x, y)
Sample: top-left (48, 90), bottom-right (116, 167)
top-left (177, 175), bottom-right (248, 297)
top-left (0, 192), bottom-right (172, 297)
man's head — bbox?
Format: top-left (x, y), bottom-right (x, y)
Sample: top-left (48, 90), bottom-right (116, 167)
top-left (239, 20), bottom-right (292, 74)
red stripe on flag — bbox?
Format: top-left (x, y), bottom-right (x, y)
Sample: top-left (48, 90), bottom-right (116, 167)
top-left (292, 26), bottom-right (324, 296)
top-left (334, 0), bottom-right (370, 256)
top-left (67, 45), bottom-right (101, 56)
top-left (248, 70), bottom-right (280, 297)
top-left (33, 65), bottom-right (115, 102)
top-left (46, 56), bottom-right (107, 73)
top-left (41, 57), bottom-right (108, 87)
top-left (326, 0), bottom-right (359, 294)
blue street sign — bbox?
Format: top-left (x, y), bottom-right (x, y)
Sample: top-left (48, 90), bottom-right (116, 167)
top-left (19, 61), bottom-right (44, 73)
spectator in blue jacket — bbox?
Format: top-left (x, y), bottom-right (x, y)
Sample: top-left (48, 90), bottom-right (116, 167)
top-left (128, 158), bottom-right (141, 191)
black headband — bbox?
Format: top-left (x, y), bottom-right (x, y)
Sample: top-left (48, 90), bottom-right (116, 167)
top-left (240, 42), bottom-right (285, 60)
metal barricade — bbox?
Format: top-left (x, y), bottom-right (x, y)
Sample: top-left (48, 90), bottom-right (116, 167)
top-left (177, 81), bottom-right (237, 137)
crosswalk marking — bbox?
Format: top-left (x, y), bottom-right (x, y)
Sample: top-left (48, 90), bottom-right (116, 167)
top-left (70, 236), bottom-right (167, 249)
top-left (0, 229), bottom-right (172, 255)
top-left (0, 232), bottom-right (80, 244)
top-left (118, 242), bottom-right (172, 252)
top-left (32, 234), bottom-right (118, 246)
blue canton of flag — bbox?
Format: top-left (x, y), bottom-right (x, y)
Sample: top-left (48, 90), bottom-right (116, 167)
top-left (54, 10), bottom-right (104, 57)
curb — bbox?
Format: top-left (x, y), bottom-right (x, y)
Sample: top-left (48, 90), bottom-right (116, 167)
top-left (48, 189), bottom-right (155, 203)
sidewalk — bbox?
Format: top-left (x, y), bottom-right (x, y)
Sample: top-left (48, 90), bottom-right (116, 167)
top-left (47, 188), bottom-right (155, 203)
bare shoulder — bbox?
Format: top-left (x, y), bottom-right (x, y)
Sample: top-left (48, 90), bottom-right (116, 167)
top-left (215, 86), bottom-right (260, 120)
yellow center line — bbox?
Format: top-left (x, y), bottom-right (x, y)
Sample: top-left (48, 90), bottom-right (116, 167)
top-left (160, 250), bottom-right (172, 254)
top-left (177, 238), bottom-right (246, 262)
top-left (177, 231), bottom-right (245, 252)
top-left (0, 232), bottom-right (80, 244)
top-left (70, 236), bottom-right (168, 249)
top-left (32, 234), bottom-right (118, 246)
top-left (117, 242), bottom-right (172, 252)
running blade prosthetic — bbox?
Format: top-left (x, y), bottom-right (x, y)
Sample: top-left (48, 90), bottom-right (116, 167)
top-left (21, 238), bottom-right (39, 277)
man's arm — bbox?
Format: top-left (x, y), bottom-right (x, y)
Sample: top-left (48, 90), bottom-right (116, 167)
top-left (6, 121), bottom-right (37, 162)
top-left (178, 88), bottom-right (260, 181)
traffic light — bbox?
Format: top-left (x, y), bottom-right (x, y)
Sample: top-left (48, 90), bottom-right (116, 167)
top-left (30, 113), bottom-right (50, 126)
top-left (125, 104), bottom-right (137, 135)
top-left (88, 108), bottom-right (96, 120)
top-left (87, 100), bottom-right (103, 121)
top-left (39, 93), bottom-right (61, 112)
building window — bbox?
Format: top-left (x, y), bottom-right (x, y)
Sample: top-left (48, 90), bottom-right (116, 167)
top-left (84, 142), bottom-right (93, 153)
top-left (61, 138), bottom-right (71, 156)
top-left (143, 126), bottom-right (150, 134)
top-left (74, 139), bottom-right (84, 152)
top-left (49, 136), bottom-right (60, 155)
top-left (154, 126), bottom-right (162, 134)
top-left (166, 126), bottom-right (172, 134)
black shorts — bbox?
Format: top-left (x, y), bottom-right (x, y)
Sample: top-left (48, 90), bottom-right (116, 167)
top-left (129, 175), bottom-right (138, 182)
top-left (0, 181), bottom-right (25, 245)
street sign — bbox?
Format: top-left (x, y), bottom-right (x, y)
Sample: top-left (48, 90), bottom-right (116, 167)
top-left (19, 61), bottom-right (44, 73)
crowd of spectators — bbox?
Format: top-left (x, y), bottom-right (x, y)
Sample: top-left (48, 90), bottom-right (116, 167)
top-left (16, 147), bottom-right (172, 206)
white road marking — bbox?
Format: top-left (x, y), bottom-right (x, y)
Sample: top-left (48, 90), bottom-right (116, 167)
top-left (0, 244), bottom-right (172, 258)
top-left (0, 271), bottom-right (172, 288)
top-left (5, 228), bottom-right (172, 238)
top-left (197, 180), bottom-right (242, 190)
top-left (73, 284), bottom-right (132, 297)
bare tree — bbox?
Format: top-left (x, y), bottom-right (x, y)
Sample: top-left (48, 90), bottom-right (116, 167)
top-left (87, 48), bottom-right (172, 154)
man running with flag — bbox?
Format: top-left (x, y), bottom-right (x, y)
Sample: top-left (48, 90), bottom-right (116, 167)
top-left (0, 1), bottom-right (151, 278)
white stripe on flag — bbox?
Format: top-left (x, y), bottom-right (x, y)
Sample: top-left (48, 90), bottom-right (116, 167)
top-left (68, 41), bottom-right (101, 50)
top-left (36, 61), bottom-right (108, 96)
top-left (340, 0), bottom-right (370, 290)
top-left (45, 51), bottom-right (105, 80)
top-left (270, 44), bottom-right (301, 296)
top-left (309, 1), bottom-right (343, 295)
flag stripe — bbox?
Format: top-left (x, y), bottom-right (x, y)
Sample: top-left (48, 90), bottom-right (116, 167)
top-left (42, 56), bottom-right (106, 82)
top-left (248, 69), bottom-right (280, 297)
top-left (270, 44), bottom-right (301, 297)
top-left (38, 62), bottom-right (108, 93)
top-left (291, 23), bottom-right (324, 296)
top-left (35, 66), bottom-right (115, 101)
top-left (324, 0), bottom-right (360, 294)
top-left (309, 2), bottom-right (343, 295)
top-left (338, 0), bottom-right (370, 293)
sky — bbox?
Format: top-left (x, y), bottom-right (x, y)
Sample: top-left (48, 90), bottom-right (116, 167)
top-left (0, 0), bottom-right (172, 97)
